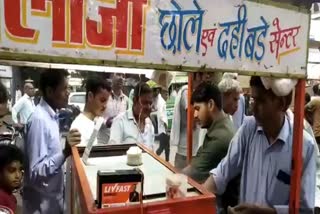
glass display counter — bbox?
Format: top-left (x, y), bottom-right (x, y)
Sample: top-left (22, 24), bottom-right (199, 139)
top-left (70, 144), bottom-right (216, 214)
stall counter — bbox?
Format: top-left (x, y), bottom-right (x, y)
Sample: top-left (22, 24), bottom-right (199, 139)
top-left (70, 144), bottom-right (216, 214)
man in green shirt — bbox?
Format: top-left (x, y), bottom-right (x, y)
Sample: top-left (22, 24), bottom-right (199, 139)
top-left (182, 82), bottom-right (235, 183)
top-left (182, 82), bottom-right (238, 213)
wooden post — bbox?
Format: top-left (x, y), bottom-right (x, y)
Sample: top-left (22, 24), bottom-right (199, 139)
top-left (187, 73), bottom-right (194, 164)
top-left (289, 79), bottom-right (305, 214)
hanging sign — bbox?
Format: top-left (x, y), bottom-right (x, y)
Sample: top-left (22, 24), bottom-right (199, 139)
top-left (0, 0), bottom-right (309, 76)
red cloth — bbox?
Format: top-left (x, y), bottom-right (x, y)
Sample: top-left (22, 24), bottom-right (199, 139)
top-left (0, 189), bottom-right (16, 212)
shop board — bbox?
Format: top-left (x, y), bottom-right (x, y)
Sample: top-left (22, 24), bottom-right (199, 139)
top-left (0, 0), bottom-right (310, 77)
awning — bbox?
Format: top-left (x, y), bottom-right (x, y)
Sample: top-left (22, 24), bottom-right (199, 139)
top-left (0, 60), bottom-right (154, 75)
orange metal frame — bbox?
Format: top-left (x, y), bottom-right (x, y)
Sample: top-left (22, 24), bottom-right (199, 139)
top-left (289, 79), bottom-right (306, 213)
top-left (187, 73), bottom-right (194, 164)
top-left (70, 144), bottom-right (216, 214)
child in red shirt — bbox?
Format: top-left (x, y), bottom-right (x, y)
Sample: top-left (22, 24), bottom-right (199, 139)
top-left (0, 144), bottom-right (24, 213)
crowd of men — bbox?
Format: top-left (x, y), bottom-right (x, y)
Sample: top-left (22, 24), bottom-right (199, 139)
top-left (0, 69), bottom-right (319, 214)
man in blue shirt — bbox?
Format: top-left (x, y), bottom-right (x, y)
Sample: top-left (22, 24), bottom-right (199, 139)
top-left (23, 69), bottom-right (81, 214)
top-left (204, 76), bottom-right (316, 214)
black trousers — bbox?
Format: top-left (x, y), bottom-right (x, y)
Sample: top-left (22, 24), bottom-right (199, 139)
top-left (156, 133), bottom-right (170, 161)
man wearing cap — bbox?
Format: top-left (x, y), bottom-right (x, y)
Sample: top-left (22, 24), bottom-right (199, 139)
top-left (204, 76), bottom-right (316, 213)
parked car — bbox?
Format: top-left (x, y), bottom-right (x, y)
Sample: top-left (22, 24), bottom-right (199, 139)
top-left (68, 92), bottom-right (85, 112)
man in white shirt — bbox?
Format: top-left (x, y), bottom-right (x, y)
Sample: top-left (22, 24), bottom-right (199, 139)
top-left (170, 88), bottom-right (178, 100)
top-left (149, 85), bottom-right (169, 161)
top-left (98, 73), bottom-right (128, 144)
top-left (15, 86), bottom-right (22, 104)
top-left (71, 78), bottom-right (111, 147)
top-left (109, 82), bottom-right (154, 150)
top-left (128, 88), bottom-right (134, 110)
top-left (12, 83), bottom-right (35, 125)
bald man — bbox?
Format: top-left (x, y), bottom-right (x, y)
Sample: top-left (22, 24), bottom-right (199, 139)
top-left (12, 83), bottom-right (35, 125)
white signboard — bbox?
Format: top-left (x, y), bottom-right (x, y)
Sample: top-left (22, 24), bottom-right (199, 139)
top-left (310, 20), bottom-right (320, 41)
top-left (0, 66), bottom-right (12, 78)
top-left (0, 0), bottom-right (309, 76)
top-left (307, 48), bottom-right (320, 80)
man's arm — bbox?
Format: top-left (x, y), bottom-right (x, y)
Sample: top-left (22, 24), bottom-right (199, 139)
top-left (146, 121), bottom-right (155, 150)
top-left (183, 133), bottom-right (231, 183)
top-left (12, 98), bottom-right (24, 124)
top-left (203, 125), bottom-right (247, 195)
top-left (108, 117), bottom-right (123, 144)
top-left (27, 117), bottom-right (66, 182)
top-left (203, 176), bottom-right (217, 193)
top-left (182, 165), bottom-right (193, 175)
top-left (202, 135), bottom-right (277, 214)
top-left (158, 100), bottom-right (168, 129)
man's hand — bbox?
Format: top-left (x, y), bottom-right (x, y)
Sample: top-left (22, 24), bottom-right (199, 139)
top-left (67, 129), bottom-right (81, 147)
top-left (64, 129), bottom-right (81, 157)
top-left (181, 165), bottom-right (192, 175)
top-left (227, 204), bottom-right (276, 214)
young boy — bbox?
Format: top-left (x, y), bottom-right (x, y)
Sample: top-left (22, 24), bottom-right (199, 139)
top-left (71, 77), bottom-right (111, 146)
top-left (0, 144), bottom-right (24, 213)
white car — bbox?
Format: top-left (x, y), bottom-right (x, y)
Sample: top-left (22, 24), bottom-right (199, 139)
top-left (68, 92), bottom-right (86, 112)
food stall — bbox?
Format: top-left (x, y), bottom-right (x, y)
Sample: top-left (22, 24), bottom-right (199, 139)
top-left (0, 0), bottom-right (311, 213)
top-left (71, 144), bottom-right (214, 213)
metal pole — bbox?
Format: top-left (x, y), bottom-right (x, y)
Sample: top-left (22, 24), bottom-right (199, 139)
top-left (289, 79), bottom-right (305, 214)
top-left (187, 73), bottom-right (194, 164)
